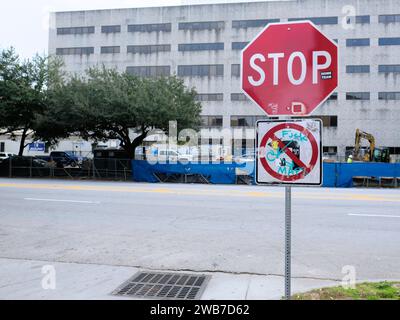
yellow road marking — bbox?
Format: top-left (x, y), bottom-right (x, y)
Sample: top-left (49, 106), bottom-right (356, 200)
top-left (0, 182), bottom-right (399, 202)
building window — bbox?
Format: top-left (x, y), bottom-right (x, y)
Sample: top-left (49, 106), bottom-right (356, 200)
top-left (126, 66), bottom-right (171, 77)
top-left (232, 42), bottom-right (249, 50)
top-left (178, 21), bottom-right (225, 31)
top-left (379, 14), bottom-right (400, 24)
top-left (318, 116), bottom-right (338, 128)
top-left (0, 142), bottom-right (4, 152)
top-left (379, 37), bottom-right (400, 46)
top-left (346, 15), bottom-right (370, 24)
top-left (346, 65), bottom-right (370, 73)
top-left (323, 146), bottom-right (338, 154)
top-left (231, 93), bottom-right (249, 101)
top-left (100, 46), bottom-right (120, 54)
top-left (178, 43), bottom-right (224, 52)
top-left (379, 65), bottom-right (400, 74)
top-left (195, 94), bottom-right (224, 102)
top-left (127, 44), bottom-right (171, 54)
top-left (177, 65), bottom-right (224, 77)
top-left (128, 23), bottom-right (171, 33)
top-left (201, 116), bottom-right (223, 128)
top-left (388, 147), bottom-right (400, 155)
top-left (231, 116), bottom-right (256, 127)
top-left (346, 92), bottom-right (370, 100)
top-left (231, 64), bottom-right (241, 77)
top-left (101, 25), bottom-right (121, 33)
top-left (57, 26), bottom-right (95, 35)
top-left (232, 19), bottom-right (280, 29)
top-left (288, 16), bottom-right (338, 25)
top-left (346, 38), bottom-right (370, 47)
top-left (379, 92), bottom-right (400, 100)
top-left (327, 92), bottom-right (338, 101)
top-left (56, 47), bottom-right (94, 55)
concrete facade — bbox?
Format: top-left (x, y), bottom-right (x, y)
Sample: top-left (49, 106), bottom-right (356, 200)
top-left (47, 0), bottom-right (400, 158)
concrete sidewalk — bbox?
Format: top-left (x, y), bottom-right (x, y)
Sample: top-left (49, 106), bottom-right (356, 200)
top-left (0, 257), bottom-right (339, 300)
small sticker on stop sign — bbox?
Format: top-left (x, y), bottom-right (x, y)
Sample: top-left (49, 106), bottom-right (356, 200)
top-left (321, 71), bottom-right (332, 80)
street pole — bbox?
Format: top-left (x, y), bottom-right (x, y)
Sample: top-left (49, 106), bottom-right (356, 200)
top-left (285, 185), bottom-right (291, 300)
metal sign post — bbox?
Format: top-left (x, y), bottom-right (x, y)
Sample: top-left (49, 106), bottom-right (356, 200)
top-left (285, 186), bottom-right (291, 300)
top-left (242, 21), bottom-right (337, 301)
top-left (255, 119), bottom-right (323, 300)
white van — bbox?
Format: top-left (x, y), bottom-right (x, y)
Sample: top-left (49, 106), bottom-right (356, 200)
top-left (155, 150), bottom-right (194, 163)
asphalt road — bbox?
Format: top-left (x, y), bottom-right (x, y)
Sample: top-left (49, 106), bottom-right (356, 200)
top-left (0, 178), bottom-right (399, 282)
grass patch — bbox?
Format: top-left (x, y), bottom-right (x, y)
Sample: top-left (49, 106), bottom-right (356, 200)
top-left (292, 281), bottom-right (400, 300)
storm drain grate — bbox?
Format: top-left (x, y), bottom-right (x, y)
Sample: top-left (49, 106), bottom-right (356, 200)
top-left (112, 271), bottom-right (210, 300)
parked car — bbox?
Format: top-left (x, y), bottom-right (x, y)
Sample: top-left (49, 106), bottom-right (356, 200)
top-left (0, 153), bottom-right (16, 162)
top-left (0, 156), bottom-right (51, 177)
top-left (40, 151), bottom-right (85, 168)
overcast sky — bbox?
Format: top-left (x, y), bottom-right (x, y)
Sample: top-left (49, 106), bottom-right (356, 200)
top-left (0, 0), bottom-right (285, 59)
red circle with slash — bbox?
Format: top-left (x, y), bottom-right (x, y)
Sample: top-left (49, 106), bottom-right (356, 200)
top-left (259, 123), bottom-right (319, 182)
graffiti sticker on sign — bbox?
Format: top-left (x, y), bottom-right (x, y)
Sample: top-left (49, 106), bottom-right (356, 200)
top-left (256, 119), bottom-right (322, 185)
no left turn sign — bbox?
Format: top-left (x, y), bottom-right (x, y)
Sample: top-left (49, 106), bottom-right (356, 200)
top-left (256, 119), bottom-right (322, 185)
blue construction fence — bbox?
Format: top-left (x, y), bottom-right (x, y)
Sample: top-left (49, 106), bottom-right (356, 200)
top-left (132, 160), bottom-right (400, 188)
top-left (322, 162), bottom-right (400, 187)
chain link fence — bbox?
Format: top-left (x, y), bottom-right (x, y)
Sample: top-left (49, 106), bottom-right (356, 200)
top-left (0, 157), bottom-right (132, 181)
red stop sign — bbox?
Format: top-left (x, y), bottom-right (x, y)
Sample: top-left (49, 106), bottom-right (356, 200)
top-left (241, 21), bottom-right (338, 116)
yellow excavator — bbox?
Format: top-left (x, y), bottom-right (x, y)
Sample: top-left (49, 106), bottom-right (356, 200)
top-left (353, 129), bottom-right (390, 162)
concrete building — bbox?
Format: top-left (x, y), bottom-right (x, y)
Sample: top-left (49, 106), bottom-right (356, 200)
top-left (45, 0), bottom-right (400, 159)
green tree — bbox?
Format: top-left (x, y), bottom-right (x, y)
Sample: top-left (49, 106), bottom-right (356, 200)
top-left (0, 48), bottom-right (61, 156)
top-left (45, 67), bottom-right (202, 159)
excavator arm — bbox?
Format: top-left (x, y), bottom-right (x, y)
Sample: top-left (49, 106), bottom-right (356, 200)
top-left (354, 129), bottom-right (375, 161)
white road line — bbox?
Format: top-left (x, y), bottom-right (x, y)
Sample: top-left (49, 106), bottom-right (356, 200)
top-left (348, 213), bottom-right (400, 219)
top-left (24, 198), bottom-right (100, 204)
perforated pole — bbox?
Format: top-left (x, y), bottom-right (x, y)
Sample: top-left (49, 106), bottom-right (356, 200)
top-left (285, 186), bottom-right (292, 300)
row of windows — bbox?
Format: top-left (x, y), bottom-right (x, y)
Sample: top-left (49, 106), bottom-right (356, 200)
top-left (232, 19), bottom-right (280, 29)
top-left (195, 94), bottom-right (224, 102)
top-left (179, 21), bottom-right (225, 31)
top-left (346, 15), bottom-right (371, 24)
top-left (127, 44), bottom-right (171, 54)
top-left (232, 42), bottom-right (249, 50)
top-left (346, 92), bottom-right (400, 100)
top-left (177, 65), bottom-right (224, 77)
top-left (178, 43), bottom-right (224, 52)
top-left (347, 65), bottom-right (400, 74)
top-left (180, 93), bottom-right (339, 102)
top-left (101, 25), bottom-right (121, 33)
top-left (201, 115), bottom-right (337, 128)
top-left (222, 91), bottom-right (392, 101)
top-left (55, 36), bottom-right (400, 57)
top-left (347, 37), bottom-right (400, 47)
top-left (57, 26), bottom-right (95, 35)
top-left (288, 16), bottom-right (338, 25)
top-left (231, 116), bottom-right (338, 128)
top-left (126, 66), bottom-right (171, 77)
top-left (56, 14), bottom-right (400, 36)
top-left (379, 14), bottom-right (400, 24)
top-left (346, 65), bottom-right (370, 73)
top-left (231, 64), bottom-right (400, 77)
top-left (126, 65), bottom-right (400, 80)
top-left (56, 47), bottom-right (94, 55)
top-left (100, 46), bottom-right (120, 54)
top-left (53, 50), bottom-right (400, 80)
top-left (128, 23), bottom-right (172, 33)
